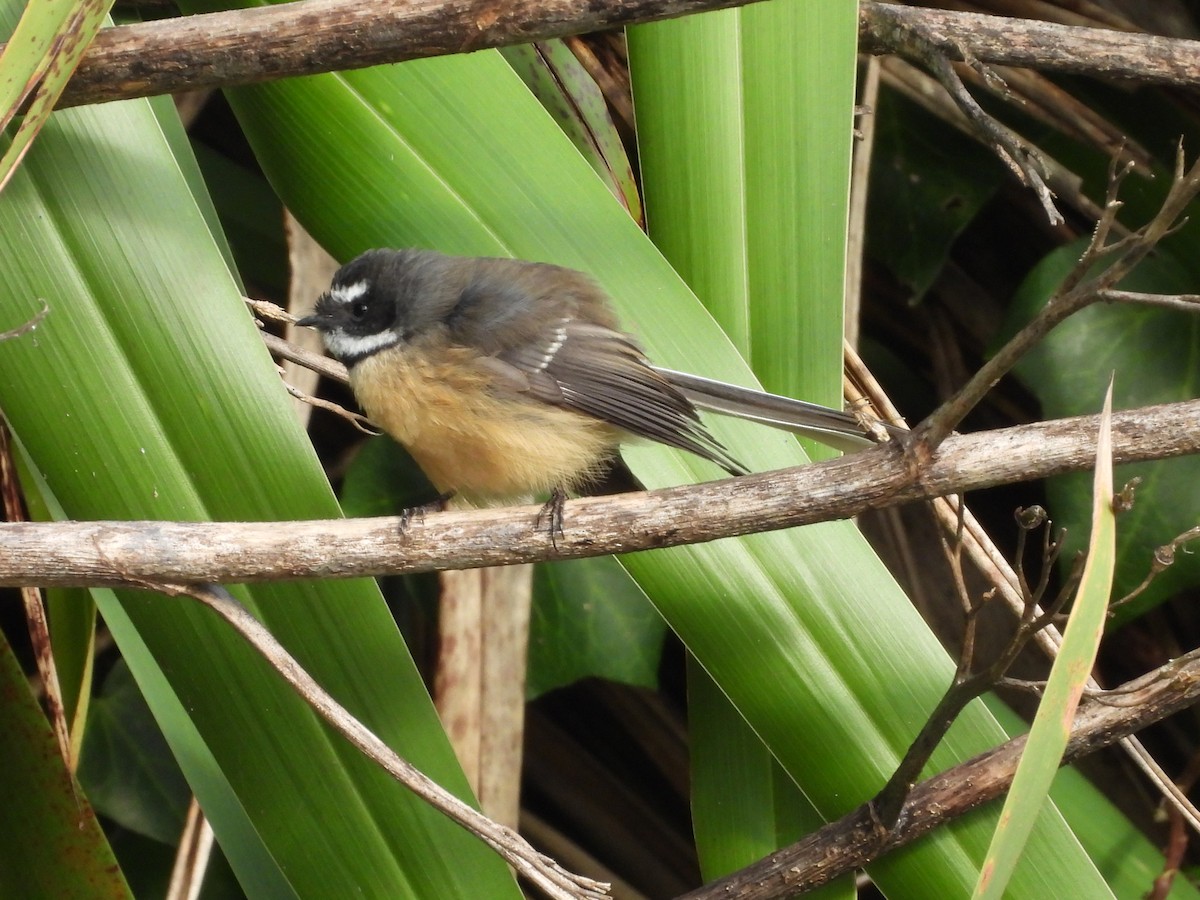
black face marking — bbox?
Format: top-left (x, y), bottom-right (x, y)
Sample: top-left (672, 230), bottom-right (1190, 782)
top-left (301, 253), bottom-right (408, 365)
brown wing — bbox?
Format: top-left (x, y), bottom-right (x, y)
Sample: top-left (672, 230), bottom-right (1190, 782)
top-left (497, 320), bottom-right (747, 476)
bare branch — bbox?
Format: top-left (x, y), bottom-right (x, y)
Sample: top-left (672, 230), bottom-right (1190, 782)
top-left (47, 0), bottom-right (783, 110)
top-left (870, 508), bottom-right (1072, 828)
top-left (916, 149), bottom-right (1200, 450)
top-left (2, 399), bottom-right (1200, 587)
top-left (12, 2), bottom-right (1200, 112)
top-left (932, 56), bottom-right (1059, 224)
top-left (679, 650), bottom-right (1200, 899)
top-left (261, 331), bottom-right (347, 384)
top-left (280, 379), bottom-right (377, 434)
top-left (1098, 289), bottom-right (1200, 313)
top-left (1113, 526), bottom-right (1200, 611)
top-left (166, 584), bottom-right (608, 900)
top-left (859, 4), bottom-right (1200, 88)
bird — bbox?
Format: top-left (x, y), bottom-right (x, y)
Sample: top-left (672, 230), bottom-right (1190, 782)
top-left (297, 248), bottom-right (889, 509)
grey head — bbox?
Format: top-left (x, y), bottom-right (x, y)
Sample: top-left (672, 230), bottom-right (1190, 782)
top-left (298, 249), bottom-right (464, 366)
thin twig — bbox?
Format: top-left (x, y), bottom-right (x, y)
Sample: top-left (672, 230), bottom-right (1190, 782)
top-left (0, 422), bottom-right (75, 776)
top-left (1099, 289), bottom-right (1200, 313)
top-left (864, 6), bottom-right (1062, 223)
top-left (1112, 526), bottom-right (1200, 611)
top-left (915, 146), bottom-right (1200, 451)
top-left (847, 347), bottom-right (1200, 836)
top-left (871, 508), bottom-right (1075, 827)
top-left (280, 380), bottom-right (377, 435)
top-left (261, 331), bottom-right (347, 384)
top-left (931, 53), bottom-right (1061, 224)
top-left (162, 583), bottom-right (609, 900)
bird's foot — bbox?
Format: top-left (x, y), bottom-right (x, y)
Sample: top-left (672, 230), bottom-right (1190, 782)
top-left (535, 486), bottom-right (567, 550)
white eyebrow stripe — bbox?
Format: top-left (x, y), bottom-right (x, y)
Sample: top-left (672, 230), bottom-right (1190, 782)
top-left (329, 280), bottom-right (369, 305)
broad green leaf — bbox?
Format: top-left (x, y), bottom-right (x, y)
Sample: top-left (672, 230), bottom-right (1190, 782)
top-left (149, 94), bottom-right (241, 285)
top-left (79, 660), bottom-right (191, 844)
top-left (192, 142), bottom-right (287, 295)
top-left (339, 431), bottom-right (433, 517)
top-left (500, 40), bottom-right (642, 223)
top-left (688, 657), bottom-right (835, 889)
top-left (629, 1), bottom-right (856, 885)
top-left (0, 0), bottom-right (76, 125)
top-left (46, 584), bottom-right (95, 758)
top-left (983, 695), bottom-right (1200, 900)
top-left (629, 1), bottom-right (853, 409)
top-left (0, 14), bottom-right (521, 893)
top-left (868, 87), bottom-right (1003, 301)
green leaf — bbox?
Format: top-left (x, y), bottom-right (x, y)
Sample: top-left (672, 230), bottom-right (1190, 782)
top-left (0, 624), bottom-right (131, 900)
top-left (529, 556), bottom-right (665, 697)
top-left (983, 695), bottom-right (1200, 900)
top-left (18, 445), bottom-right (98, 758)
top-left (0, 0), bottom-right (115, 188)
top-left (46, 585), bottom-right (95, 755)
top-left (339, 433), bottom-right (434, 517)
top-left (688, 657), bottom-right (840, 889)
top-left (500, 40), bottom-right (642, 223)
top-left (629, 1), bottom-right (858, 882)
top-left (0, 0), bottom-right (77, 125)
top-left (191, 142), bottom-right (287, 295)
top-left (1008, 239), bottom-right (1200, 619)
top-left (629, 1), bottom-right (853, 406)
top-left (974, 385), bottom-right (1115, 899)
top-left (79, 660), bottom-right (191, 844)
top-left (868, 87), bottom-right (1003, 301)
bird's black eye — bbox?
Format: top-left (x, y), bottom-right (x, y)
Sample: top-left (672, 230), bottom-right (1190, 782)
top-left (349, 299), bottom-right (369, 321)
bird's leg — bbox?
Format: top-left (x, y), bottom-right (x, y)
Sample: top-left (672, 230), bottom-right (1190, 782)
top-left (399, 490), bottom-right (456, 535)
top-left (535, 486), bottom-right (567, 550)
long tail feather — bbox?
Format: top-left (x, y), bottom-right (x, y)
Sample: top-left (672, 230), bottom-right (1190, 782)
top-left (656, 367), bottom-right (891, 453)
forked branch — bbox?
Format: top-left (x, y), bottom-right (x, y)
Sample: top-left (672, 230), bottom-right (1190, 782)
top-left (916, 144), bottom-right (1200, 451)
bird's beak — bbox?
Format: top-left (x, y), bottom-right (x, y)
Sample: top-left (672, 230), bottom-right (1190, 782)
top-left (295, 314), bottom-right (323, 329)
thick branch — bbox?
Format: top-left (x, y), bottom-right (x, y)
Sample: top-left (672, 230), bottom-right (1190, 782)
top-left (24, 1), bottom-right (1200, 111)
top-left (859, 3), bottom-right (1200, 87)
top-left (2, 398), bottom-right (1199, 587)
top-left (50, 0), bottom-right (778, 109)
top-left (681, 650), bottom-right (1200, 899)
